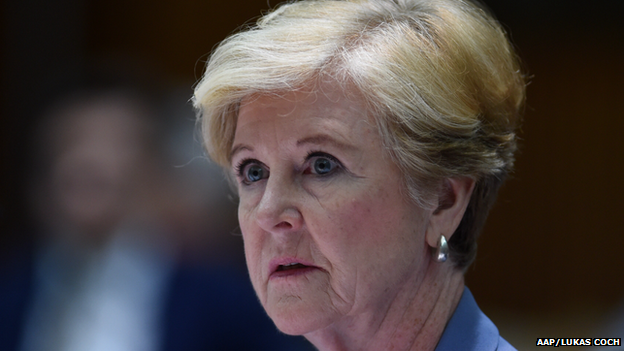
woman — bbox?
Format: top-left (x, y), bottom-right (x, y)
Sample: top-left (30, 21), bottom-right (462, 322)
top-left (193, 0), bottom-right (525, 350)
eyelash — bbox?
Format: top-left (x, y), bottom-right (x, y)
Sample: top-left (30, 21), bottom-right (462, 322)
top-left (305, 151), bottom-right (343, 173)
top-left (234, 158), bottom-right (258, 178)
top-left (233, 151), bottom-right (343, 185)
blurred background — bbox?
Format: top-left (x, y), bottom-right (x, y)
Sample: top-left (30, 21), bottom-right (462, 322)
top-left (1, 0), bottom-right (623, 350)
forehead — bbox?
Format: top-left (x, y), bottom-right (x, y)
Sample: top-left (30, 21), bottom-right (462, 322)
top-left (234, 85), bottom-right (372, 145)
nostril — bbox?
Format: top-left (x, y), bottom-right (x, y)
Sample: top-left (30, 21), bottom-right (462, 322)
top-left (275, 221), bottom-right (292, 229)
top-left (255, 199), bottom-right (303, 233)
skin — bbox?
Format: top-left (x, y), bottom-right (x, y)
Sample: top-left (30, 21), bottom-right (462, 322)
top-left (231, 82), bottom-right (473, 350)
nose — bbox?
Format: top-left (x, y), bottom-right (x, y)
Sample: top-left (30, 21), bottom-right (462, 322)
top-left (255, 173), bottom-right (304, 235)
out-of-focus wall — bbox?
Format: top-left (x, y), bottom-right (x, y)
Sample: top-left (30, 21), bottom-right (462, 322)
top-left (2, 0), bottom-right (623, 349)
top-left (465, 2), bottom-right (624, 348)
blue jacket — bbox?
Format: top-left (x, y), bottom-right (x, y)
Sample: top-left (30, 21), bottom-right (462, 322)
top-left (436, 287), bottom-right (516, 351)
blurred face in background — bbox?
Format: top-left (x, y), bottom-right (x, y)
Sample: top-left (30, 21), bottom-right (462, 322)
top-left (38, 95), bottom-right (153, 243)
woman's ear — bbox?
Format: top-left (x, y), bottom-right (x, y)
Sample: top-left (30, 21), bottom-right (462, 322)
top-left (426, 177), bottom-right (475, 248)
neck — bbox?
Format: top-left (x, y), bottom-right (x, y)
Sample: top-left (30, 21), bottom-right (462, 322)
top-left (305, 261), bottom-right (465, 351)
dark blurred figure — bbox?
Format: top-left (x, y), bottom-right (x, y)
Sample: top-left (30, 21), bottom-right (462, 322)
top-left (0, 82), bottom-right (313, 351)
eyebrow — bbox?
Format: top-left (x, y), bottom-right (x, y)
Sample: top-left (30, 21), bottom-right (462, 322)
top-left (230, 133), bottom-right (355, 161)
top-left (296, 134), bottom-right (355, 151)
top-left (230, 143), bottom-right (252, 161)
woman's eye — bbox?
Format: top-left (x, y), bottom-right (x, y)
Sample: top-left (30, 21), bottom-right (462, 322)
top-left (307, 152), bottom-right (341, 176)
top-left (313, 157), bottom-right (334, 175)
top-left (246, 164), bottom-right (265, 182)
top-left (235, 160), bottom-right (269, 185)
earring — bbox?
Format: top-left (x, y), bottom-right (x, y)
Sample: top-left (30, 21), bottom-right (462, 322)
top-left (435, 235), bottom-right (449, 263)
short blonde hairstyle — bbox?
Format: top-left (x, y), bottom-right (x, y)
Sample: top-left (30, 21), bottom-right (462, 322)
top-left (193, 0), bottom-right (526, 268)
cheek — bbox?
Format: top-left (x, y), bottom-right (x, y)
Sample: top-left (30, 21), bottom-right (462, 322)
top-left (237, 192), bottom-right (261, 242)
top-left (311, 193), bottom-right (390, 277)
top-left (238, 202), bottom-right (263, 284)
top-left (320, 184), bottom-right (423, 270)
top-left (330, 187), bottom-right (401, 239)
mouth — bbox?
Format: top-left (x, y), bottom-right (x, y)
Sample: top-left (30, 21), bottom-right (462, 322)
top-left (269, 258), bottom-right (319, 279)
top-left (276, 262), bottom-right (309, 271)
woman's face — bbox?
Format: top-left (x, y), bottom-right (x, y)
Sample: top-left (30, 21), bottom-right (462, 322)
top-left (231, 85), bottom-right (434, 335)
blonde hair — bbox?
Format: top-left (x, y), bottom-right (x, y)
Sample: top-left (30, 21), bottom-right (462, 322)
top-left (193, 0), bottom-right (526, 268)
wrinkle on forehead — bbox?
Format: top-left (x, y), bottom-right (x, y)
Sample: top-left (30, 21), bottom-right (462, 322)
top-left (235, 91), bottom-right (368, 145)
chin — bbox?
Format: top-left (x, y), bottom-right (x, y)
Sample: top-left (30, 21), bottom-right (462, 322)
top-left (266, 294), bottom-right (339, 336)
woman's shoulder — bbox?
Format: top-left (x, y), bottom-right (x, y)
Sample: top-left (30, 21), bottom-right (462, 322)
top-left (435, 287), bottom-right (517, 351)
